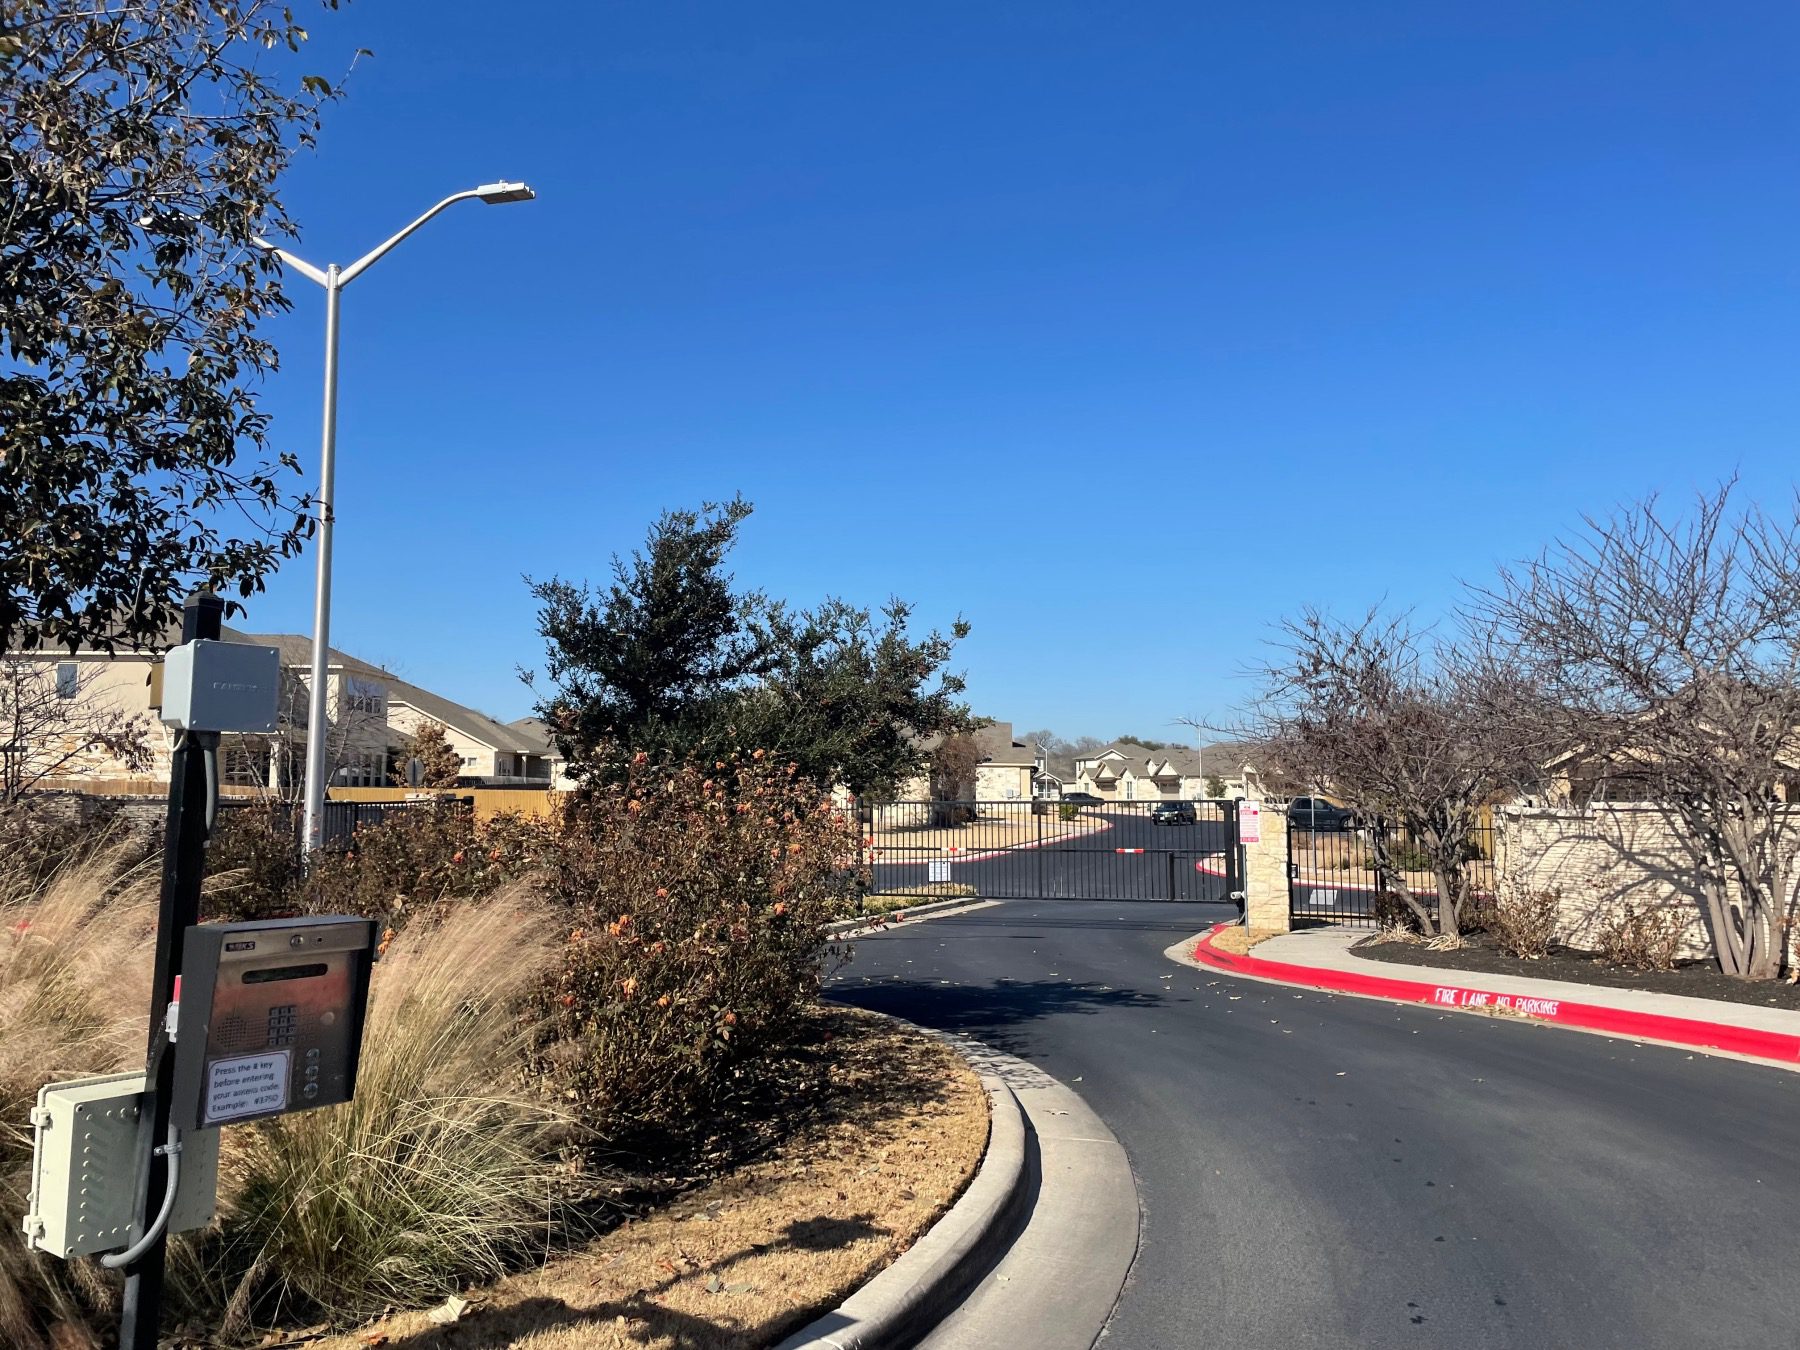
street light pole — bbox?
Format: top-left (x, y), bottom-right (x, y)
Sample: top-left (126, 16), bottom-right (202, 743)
top-left (301, 265), bottom-right (342, 858)
top-left (259, 182), bottom-right (536, 853)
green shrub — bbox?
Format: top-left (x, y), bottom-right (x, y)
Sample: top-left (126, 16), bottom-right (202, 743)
top-left (1383, 840), bottom-right (1434, 872)
top-left (527, 753), bottom-right (862, 1154)
top-left (1058, 802), bottom-right (1079, 823)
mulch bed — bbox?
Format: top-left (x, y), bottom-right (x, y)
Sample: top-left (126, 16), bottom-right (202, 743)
top-left (1353, 934), bottom-right (1800, 1012)
top-left (306, 1007), bottom-right (988, 1350)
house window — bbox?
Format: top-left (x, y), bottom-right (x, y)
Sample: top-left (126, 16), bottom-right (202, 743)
top-left (222, 747), bottom-right (264, 787)
top-left (55, 663), bottom-right (77, 699)
top-left (344, 676), bottom-right (385, 717)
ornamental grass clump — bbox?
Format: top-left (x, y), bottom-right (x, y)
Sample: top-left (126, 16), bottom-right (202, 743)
top-left (0, 842), bottom-right (157, 1350)
top-left (205, 890), bottom-right (576, 1329)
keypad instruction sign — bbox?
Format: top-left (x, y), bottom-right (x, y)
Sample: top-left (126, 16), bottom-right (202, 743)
top-left (204, 1050), bottom-right (290, 1125)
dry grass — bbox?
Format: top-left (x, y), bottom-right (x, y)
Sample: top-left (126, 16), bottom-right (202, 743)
top-left (858, 884), bottom-right (979, 916)
top-left (199, 891), bottom-right (576, 1334)
top-left (0, 843), bottom-right (158, 1350)
top-left (1207, 926), bottom-right (1285, 957)
top-left (312, 1008), bottom-right (987, 1350)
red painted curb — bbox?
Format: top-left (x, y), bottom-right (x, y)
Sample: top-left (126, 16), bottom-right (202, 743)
top-left (1190, 925), bottom-right (1800, 1067)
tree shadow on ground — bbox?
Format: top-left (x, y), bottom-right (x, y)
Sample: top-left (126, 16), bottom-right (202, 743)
top-left (345, 1007), bottom-right (955, 1350)
top-left (828, 976), bottom-right (1162, 1059)
top-left (371, 1211), bottom-right (892, 1349)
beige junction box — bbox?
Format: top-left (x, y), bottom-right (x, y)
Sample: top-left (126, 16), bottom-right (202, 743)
top-left (22, 1072), bottom-right (220, 1259)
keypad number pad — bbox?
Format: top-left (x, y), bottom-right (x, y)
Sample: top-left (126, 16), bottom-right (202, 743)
top-left (266, 1004), bottom-right (298, 1048)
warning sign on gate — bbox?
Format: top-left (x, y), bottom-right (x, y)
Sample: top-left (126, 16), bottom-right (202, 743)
top-left (927, 859), bottom-right (952, 883)
top-left (1239, 801), bottom-right (1262, 845)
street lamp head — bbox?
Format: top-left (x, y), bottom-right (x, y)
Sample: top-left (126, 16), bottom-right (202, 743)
top-left (474, 181), bottom-right (536, 204)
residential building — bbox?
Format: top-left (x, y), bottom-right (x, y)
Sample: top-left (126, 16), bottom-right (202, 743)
top-left (1058, 742), bottom-right (1205, 802)
top-left (7, 626), bottom-right (554, 795)
top-left (971, 722), bottom-right (1036, 801)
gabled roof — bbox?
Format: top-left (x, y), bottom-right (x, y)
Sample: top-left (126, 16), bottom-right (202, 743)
top-left (971, 720), bottom-right (1035, 767)
top-left (509, 716), bottom-right (566, 760)
top-left (237, 630), bottom-right (391, 681)
top-left (385, 681), bottom-right (544, 756)
top-left (1082, 741), bottom-right (1207, 778)
top-left (236, 632), bottom-right (544, 757)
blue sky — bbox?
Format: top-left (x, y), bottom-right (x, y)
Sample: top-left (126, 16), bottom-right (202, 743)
top-left (241, 1), bottom-right (1800, 738)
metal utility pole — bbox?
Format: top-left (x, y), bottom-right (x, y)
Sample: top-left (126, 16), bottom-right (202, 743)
top-left (258, 181), bottom-right (537, 854)
top-left (119, 591), bottom-right (222, 1350)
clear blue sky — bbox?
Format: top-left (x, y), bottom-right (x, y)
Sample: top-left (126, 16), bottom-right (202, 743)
top-left (242, 1), bottom-right (1800, 738)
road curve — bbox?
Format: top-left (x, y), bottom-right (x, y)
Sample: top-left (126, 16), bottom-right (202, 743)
top-left (826, 900), bottom-right (1800, 1350)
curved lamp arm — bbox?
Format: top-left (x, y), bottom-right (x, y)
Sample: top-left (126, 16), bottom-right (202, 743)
top-left (337, 189), bottom-right (481, 286)
top-left (252, 181), bottom-right (534, 289)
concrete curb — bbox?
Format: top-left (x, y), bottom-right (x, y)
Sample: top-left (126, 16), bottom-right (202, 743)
top-left (913, 1037), bottom-right (1140, 1350)
top-left (1176, 923), bottom-right (1800, 1071)
top-left (772, 1032), bottom-right (1031, 1350)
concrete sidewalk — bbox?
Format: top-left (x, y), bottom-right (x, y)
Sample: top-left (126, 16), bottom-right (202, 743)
top-left (1259, 926), bottom-right (1800, 1040)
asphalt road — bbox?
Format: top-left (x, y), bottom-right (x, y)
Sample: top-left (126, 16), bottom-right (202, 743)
top-left (872, 810), bottom-right (1238, 903)
top-left (827, 900), bottom-right (1800, 1350)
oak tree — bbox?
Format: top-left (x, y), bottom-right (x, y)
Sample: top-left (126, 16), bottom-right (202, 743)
top-left (2, 0), bottom-right (350, 653)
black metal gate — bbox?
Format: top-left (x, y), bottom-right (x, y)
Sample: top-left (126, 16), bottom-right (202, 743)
top-left (861, 799), bottom-right (1244, 903)
top-left (1287, 817), bottom-right (1493, 928)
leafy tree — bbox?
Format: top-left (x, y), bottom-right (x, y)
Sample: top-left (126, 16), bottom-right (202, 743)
top-left (391, 721), bottom-right (462, 788)
top-left (1206, 774), bottom-right (1226, 798)
top-left (1117, 735), bottom-right (1172, 750)
top-left (528, 498), bottom-right (776, 770)
top-left (736, 598), bottom-right (974, 799)
top-left (1, 1), bottom-right (351, 654)
top-left (530, 499), bottom-right (972, 795)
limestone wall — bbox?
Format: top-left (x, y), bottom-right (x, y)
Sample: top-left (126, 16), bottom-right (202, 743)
top-left (1494, 803), bottom-right (1800, 961)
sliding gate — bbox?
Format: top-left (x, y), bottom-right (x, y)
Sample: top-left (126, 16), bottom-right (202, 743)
top-left (861, 799), bottom-right (1244, 903)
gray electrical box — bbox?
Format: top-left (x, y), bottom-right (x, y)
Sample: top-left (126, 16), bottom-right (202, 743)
top-left (159, 639), bottom-right (280, 733)
top-left (171, 917), bottom-right (378, 1132)
top-left (22, 1073), bottom-right (220, 1259)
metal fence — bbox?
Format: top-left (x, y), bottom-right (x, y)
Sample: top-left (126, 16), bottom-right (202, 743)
top-left (1286, 816), bottom-right (1497, 928)
top-left (216, 795), bottom-right (468, 851)
top-left (858, 798), bottom-right (1244, 903)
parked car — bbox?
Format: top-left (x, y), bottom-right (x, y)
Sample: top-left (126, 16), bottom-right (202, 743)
top-left (1061, 792), bottom-right (1105, 806)
top-left (1150, 801), bottom-right (1197, 826)
top-left (1286, 796), bottom-right (1357, 832)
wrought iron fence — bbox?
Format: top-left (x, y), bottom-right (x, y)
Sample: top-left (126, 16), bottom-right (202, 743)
top-left (216, 795), bottom-right (469, 851)
top-left (856, 797), bottom-right (1244, 903)
top-left (1286, 815), bottom-right (1497, 929)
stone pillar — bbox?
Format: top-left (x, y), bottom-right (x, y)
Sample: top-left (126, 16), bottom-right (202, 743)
top-left (1242, 803), bottom-right (1291, 932)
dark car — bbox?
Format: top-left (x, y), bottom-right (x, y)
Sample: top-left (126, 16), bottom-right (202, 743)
top-left (1286, 796), bottom-right (1357, 832)
top-left (1061, 792), bottom-right (1105, 806)
top-left (1150, 801), bottom-right (1197, 826)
